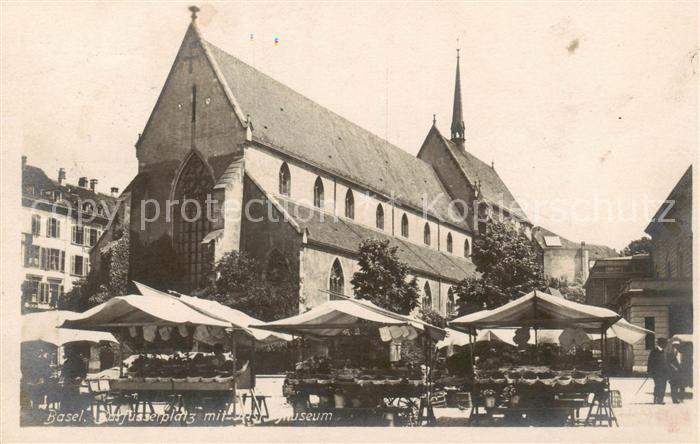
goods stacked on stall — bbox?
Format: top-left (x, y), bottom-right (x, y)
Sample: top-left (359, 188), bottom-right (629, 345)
top-left (447, 290), bottom-right (653, 426)
top-left (253, 295), bottom-right (446, 426)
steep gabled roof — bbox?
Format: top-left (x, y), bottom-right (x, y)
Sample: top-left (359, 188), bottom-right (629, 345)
top-left (271, 196), bottom-right (478, 283)
top-left (198, 35), bottom-right (469, 232)
top-left (432, 130), bottom-right (530, 223)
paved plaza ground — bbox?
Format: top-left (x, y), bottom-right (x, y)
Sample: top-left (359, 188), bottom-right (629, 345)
top-left (21, 376), bottom-right (695, 430)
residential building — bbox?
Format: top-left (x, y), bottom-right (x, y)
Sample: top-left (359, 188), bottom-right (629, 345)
top-left (533, 226), bottom-right (618, 285)
top-left (21, 157), bottom-right (118, 311)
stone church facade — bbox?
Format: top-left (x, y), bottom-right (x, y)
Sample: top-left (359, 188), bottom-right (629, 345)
top-left (123, 15), bottom-right (529, 317)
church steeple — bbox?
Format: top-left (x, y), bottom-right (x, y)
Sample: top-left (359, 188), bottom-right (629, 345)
top-left (451, 48), bottom-right (466, 149)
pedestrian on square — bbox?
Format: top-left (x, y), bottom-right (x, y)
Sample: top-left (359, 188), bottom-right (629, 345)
top-left (647, 337), bottom-right (668, 404)
top-left (668, 339), bottom-right (683, 404)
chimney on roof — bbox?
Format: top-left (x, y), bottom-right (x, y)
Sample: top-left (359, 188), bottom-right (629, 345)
top-left (90, 178), bottom-right (98, 192)
top-left (22, 155), bottom-right (27, 170)
top-left (78, 177), bottom-right (88, 188)
top-left (58, 168), bottom-right (66, 185)
top-left (110, 187), bottom-right (119, 197)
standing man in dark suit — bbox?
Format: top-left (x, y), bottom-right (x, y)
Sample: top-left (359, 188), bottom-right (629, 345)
top-left (647, 337), bottom-right (668, 404)
top-left (668, 339), bottom-right (683, 403)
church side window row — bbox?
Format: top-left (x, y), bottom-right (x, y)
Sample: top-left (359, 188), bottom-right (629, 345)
top-left (277, 162), bottom-right (471, 259)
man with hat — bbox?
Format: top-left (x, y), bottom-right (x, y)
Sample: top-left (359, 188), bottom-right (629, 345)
top-left (668, 338), bottom-right (684, 404)
top-left (647, 337), bottom-right (669, 404)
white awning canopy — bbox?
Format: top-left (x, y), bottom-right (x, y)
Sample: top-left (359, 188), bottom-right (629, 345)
top-left (252, 297), bottom-right (445, 341)
top-left (449, 290), bottom-right (622, 331)
top-left (22, 310), bottom-right (117, 347)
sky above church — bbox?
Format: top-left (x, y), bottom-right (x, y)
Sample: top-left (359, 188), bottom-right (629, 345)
top-left (4, 2), bottom-right (697, 250)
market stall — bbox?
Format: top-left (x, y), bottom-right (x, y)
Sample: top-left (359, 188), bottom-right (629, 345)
top-left (21, 311), bottom-right (118, 414)
top-left (252, 294), bottom-right (446, 426)
top-left (60, 282), bottom-right (289, 424)
top-left (448, 290), bottom-right (653, 426)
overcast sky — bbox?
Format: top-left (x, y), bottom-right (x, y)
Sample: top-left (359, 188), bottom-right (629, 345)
top-left (4, 2), bottom-right (697, 250)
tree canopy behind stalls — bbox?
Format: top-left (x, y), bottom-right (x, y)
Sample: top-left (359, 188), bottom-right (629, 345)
top-left (620, 236), bottom-right (651, 256)
top-left (454, 221), bottom-right (545, 315)
top-left (350, 239), bottom-right (420, 315)
top-left (194, 250), bottom-right (299, 321)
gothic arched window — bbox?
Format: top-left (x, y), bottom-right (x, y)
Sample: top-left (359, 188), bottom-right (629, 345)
top-left (173, 152), bottom-right (214, 290)
top-left (423, 223), bottom-right (431, 245)
top-left (313, 177), bottom-right (324, 209)
top-left (279, 162), bottom-right (291, 196)
top-left (329, 258), bottom-right (344, 296)
top-left (345, 189), bottom-right (355, 219)
top-left (376, 204), bottom-right (384, 230)
top-left (464, 238), bottom-right (471, 258)
top-left (401, 214), bottom-right (409, 238)
top-left (423, 281), bottom-right (432, 310)
top-left (447, 287), bottom-right (456, 316)
top-left (446, 233), bottom-right (453, 253)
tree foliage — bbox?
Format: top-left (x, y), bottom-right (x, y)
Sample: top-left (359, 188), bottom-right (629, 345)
top-left (620, 236), bottom-right (651, 257)
top-left (194, 251), bottom-right (300, 321)
top-left (59, 229), bottom-right (130, 312)
top-left (351, 239), bottom-right (420, 315)
top-left (548, 277), bottom-right (586, 304)
top-left (454, 221), bottom-right (545, 315)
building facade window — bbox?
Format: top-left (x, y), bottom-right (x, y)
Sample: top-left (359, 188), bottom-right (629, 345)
top-left (376, 204), bottom-right (384, 230)
top-left (423, 223), bottom-right (431, 245)
top-left (279, 162), bottom-right (291, 196)
top-left (174, 153), bottom-right (215, 290)
top-left (24, 244), bottom-right (41, 268)
top-left (48, 280), bottom-right (63, 306)
top-left (22, 277), bottom-right (41, 304)
top-left (72, 225), bottom-right (85, 245)
top-left (345, 189), bottom-right (355, 219)
top-left (644, 317), bottom-right (655, 350)
top-left (31, 215), bottom-right (41, 236)
top-left (401, 214), bottom-right (409, 238)
top-left (423, 281), bottom-right (432, 310)
top-left (329, 258), bottom-right (344, 296)
top-left (44, 248), bottom-right (65, 272)
top-left (87, 227), bottom-right (100, 247)
top-left (446, 233), bottom-right (453, 253)
top-left (464, 238), bottom-right (471, 258)
top-left (71, 255), bottom-right (88, 277)
top-left (46, 218), bottom-right (60, 238)
top-left (313, 177), bottom-right (324, 209)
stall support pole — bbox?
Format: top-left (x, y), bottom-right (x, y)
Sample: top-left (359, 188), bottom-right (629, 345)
top-left (231, 331), bottom-right (237, 421)
top-left (534, 327), bottom-right (539, 364)
top-left (118, 341), bottom-right (123, 378)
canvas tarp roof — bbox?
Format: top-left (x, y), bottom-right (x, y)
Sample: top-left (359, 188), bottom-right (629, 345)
top-left (252, 297), bottom-right (445, 341)
top-left (449, 290), bottom-right (622, 331)
top-left (22, 310), bottom-right (117, 346)
top-left (437, 320), bottom-right (651, 349)
top-left (60, 294), bottom-right (232, 331)
top-left (134, 282), bottom-right (290, 344)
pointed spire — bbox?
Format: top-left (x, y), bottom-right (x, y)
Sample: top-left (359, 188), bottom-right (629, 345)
top-left (451, 48), bottom-right (466, 149)
top-left (432, 114), bottom-right (436, 126)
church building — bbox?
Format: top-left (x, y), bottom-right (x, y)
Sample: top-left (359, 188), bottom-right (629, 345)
top-left (124, 10), bottom-right (529, 316)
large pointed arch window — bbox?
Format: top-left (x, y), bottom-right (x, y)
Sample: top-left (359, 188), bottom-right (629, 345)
top-left (376, 204), bottom-right (384, 230)
top-left (423, 281), bottom-right (432, 311)
top-left (329, 258), bottom-right (344, 296)
top-left (423, 223), bottom-right (431, 245)
top-left (401, 214), bottom-right (409, 238)
top-left (446, 233), bottom-right (453, 253)
top-left (313, 177), bottom-right (324, 209)
top-left (173, 152), bottom-right (214, 290)
top-left (345, 189), bottom-right (355, 219)
top-left (278, 162), bottom-right (291, 196)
